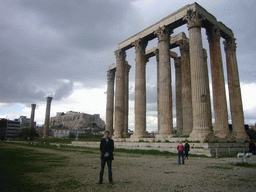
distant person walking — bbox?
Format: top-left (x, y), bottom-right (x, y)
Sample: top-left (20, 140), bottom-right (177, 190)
top-left (184, 141), bottom-right (190, 159)
top-left (98, 131), bottom-right (114, 185)
top-left (177, 141), bottom-right (185, 165)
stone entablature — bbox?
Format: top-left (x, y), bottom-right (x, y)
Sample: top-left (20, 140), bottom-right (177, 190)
top-left (50, 111), bottom-right (105, 129)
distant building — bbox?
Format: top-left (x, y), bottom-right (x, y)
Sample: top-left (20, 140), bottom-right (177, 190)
top-left (18, 116), bottom-right (36, 129)
top-left (0, 118), bottom-right (21, 140)
top-left (50, 111), bottom-right (105, 129)
top-left (53, 127), bottom-right (70, 138)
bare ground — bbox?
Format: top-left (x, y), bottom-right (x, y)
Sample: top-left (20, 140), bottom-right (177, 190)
top-left (5, 144), bottom-right (256, 192)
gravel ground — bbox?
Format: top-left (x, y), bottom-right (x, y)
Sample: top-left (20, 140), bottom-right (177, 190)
top-left (9, 144), bottom-right (256, 191)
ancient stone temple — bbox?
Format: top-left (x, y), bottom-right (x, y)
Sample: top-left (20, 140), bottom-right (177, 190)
top-left (50, 111), bottom-right (105, 129)
top-left (106, 2), bottom-right (249, 142)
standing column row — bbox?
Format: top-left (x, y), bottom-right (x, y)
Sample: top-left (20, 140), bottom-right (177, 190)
top-left (106, 61), bottom-right (130, 138)
top-left (224, 38), bottom-right (249, 142)
top-left (207, 25), bottom-right (231, 142)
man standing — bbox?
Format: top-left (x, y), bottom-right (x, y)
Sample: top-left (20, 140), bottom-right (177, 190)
top-left (98, 131), bottom-right (114, 185)
top-left (184, 141), bottom-right (190, 159)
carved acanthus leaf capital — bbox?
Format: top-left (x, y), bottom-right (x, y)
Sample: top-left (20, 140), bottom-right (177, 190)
top-left (114, 49), bottom-right (126, 61)
top-left (177, 40), bottom-right (189, 53)
top-left (184, 11), bottom-right (204, 29)
top-left (223, 38), bottom-right (237, 52)
top-left (132, 39), bottom-right (148, 53)
top-left (107, 70), bottom-right (115, 82)
top-left (154, 26), bottom-right (173, 42)
top-left (206, 25), bottom-right (221, 42)
top-left (125, 62), bottom-right (131, 73)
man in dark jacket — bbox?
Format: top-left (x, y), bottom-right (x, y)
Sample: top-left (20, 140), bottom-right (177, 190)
top-left (184, 141), bottom-right (190, 159)
top-left (98, 131), bottom-right (114, 184)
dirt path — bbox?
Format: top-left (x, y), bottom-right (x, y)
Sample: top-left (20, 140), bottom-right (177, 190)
top-left (5, 143), bottom-right (256, 191)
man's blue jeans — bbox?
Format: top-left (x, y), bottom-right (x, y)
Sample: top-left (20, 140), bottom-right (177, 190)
top-left (178, 151), bottom-right (184, 164)
top-left (99, 159), bottom-right (113, 182)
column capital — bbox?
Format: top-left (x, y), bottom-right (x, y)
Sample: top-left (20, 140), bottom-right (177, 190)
top-left (184, 11), bottom-right (204, 29)
top-left (107, 69), bottom-right (115, 82)
top-left (125, 62), bottom-right (131, 73)
top-left (154, 26), bottom-right (173, 42)
top-left (46, 97), bottom-right (53, 102)
top-left (224, 38), bottom-right (237, 52)
top-left (177, 40), bottom-right (189, 53)
top-left (206, 25), bottom-right (221, 42)
top-left (132, 39), bottom-right (148, 53)
top-left (114, 49), bottom-right (126, 60)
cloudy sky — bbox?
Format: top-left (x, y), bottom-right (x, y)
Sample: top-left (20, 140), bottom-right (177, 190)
top-left (0, 0), bottom-right (255, 131)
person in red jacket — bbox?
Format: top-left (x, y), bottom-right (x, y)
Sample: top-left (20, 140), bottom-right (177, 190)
top-left (177, 141), bottom-right (185, 165)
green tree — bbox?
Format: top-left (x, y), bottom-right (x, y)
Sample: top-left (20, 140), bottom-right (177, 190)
top-left (19, 128), bottom-right (39, 140)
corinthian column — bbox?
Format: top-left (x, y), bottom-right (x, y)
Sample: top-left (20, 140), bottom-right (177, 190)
top-left (184, 11), bottom-right (214, 142)
top-left (154, 26), bottom-right (173, 140)
top-left (30, 104), bottom-right (36, 129)
top-left (154, 49), bottom-right (160, 134)
top-left (174, 57), bottom-right (183, 136)
top-left (123, 62), bottom-right (131, 137)
top-left (106, 69), bottom-right (116, 135)
top-left (177, 40), bottom-right (193, 136)
top-left (113, 49), bottom-right (126, 138)
top-left (43, 97), bottom-right (53, 138)
top-left (207, 25), bottom-right (231, 142)
top-left (224, 38), bottom-right (249, 142)
top-left (131, 39), bottom-right (148, 140)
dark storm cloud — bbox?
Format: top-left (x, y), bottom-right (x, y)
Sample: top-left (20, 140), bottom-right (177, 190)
top-left (54, 81), bottom-right (73, 101)
top-left (0, 0), bottom-right (140, 104)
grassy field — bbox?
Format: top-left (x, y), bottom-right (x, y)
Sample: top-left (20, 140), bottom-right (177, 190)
top-left (1, 140), bottom-right (256, 192)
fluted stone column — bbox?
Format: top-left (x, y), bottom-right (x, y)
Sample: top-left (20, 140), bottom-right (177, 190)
top-left (154, 26), bottom-right (173, 139)
top-left (177, 40), bottom-right (193, 135)
top-left (224, 38), bottom-right (249, 142)
top-left (123, 62), bottom-right (131, 137)
top-left (203, 49), bottom-right (213, 131)
top-left (155, 49), bottom-right (160, 134)
top-left (185, 11), bottom-right (214, 142)
top-left (106, 69), bottom-right (116, 135)
top-left (207, 25), bottom-right (231, 142)
top-left (131, 39), bottom-right (148, 140)
top-left (113, 49), bottom-right (126, 138)
top-left (30, 104), bottom-right (36, 129)
top-left (43, 97), bottom-right (53, 138)
top-left (174, 57), bottom-right (183, 136)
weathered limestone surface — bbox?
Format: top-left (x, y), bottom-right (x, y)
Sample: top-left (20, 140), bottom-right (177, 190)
top-left (224, 38), bottom-right (249, 142)
top-left (110, 3), bottom-right (248, 143)
top-left (131, 39), bottom-right (148, 140)
top-left (113, 50), bottom-right (126, 138)
top-left (124, 63), bottom-right (131, 137)
top-left (30, 104), bottom-right (36, 129)
top-left (185, 11), bottom-right (214, 142)
top-left (174, 57), bottom-right (183, 136)
top-left (178, 39), bottom-right (193, 136)
top-left (118, 3), bottom-right (233, 50)
top-left (43, 97), bottom-right (53, 138)
top-left (106, 69), bottom-right (115, 135)
top-left (207, 25), bottom-right (231, 142)
top-left (154, 26), bottom-right (173, 140)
